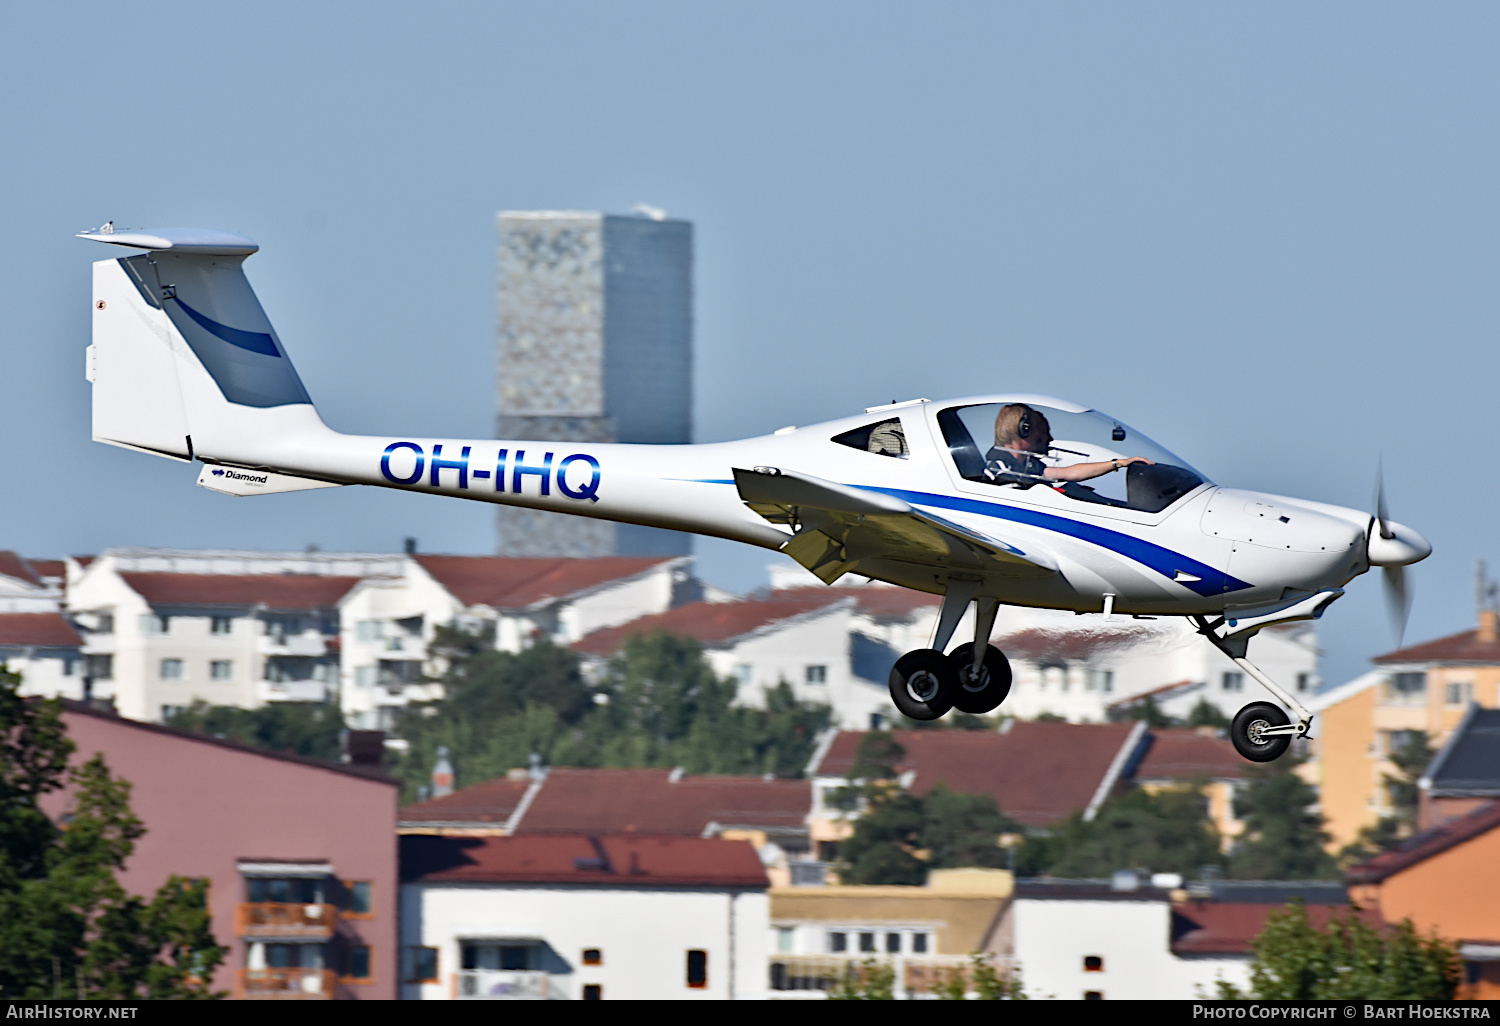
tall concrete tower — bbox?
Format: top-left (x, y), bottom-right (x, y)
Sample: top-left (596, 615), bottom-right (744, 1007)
top-left (496, 210), bottom-right (693, 556)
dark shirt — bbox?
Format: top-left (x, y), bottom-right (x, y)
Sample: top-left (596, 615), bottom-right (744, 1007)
top-left (983, 446), bottom-right (1049, 488)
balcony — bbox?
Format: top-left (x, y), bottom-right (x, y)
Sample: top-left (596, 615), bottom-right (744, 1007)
top-left (769, 955), bottom-right (977, 998)
top-left (456, 970), bottom-right (550, 999)
top-left (258, 680), bottom-right (332, 704)
top-left (258, 631), bottom-right (330, 657)
top-left (236, 903), bottom-right (337, 940)
top-left (239, 968), bottom-right (336, 999)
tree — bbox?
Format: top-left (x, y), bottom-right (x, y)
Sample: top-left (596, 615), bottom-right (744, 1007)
top-left (166, 701), bottom-right (346, 761)
top-left (1017, 785), bottom-right (1223, 878)
top-left (0, 667), bottom-right (224, 998)
top-left (1186, 700), bottom-right (1230, 729)
top-left (1217, 901), bottom-right (1458, 1000)
top-left (1227, 757), bottom-right (1337, 879)
top-left (393, 630), bottom-right (832, 800)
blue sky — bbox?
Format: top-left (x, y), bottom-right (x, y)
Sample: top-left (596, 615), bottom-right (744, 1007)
top-left (3, 2), bottom-right (1497, 686)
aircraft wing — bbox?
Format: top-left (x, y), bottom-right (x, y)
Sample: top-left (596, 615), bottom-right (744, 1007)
top-left (733, 466), bottom-right (1057, 585)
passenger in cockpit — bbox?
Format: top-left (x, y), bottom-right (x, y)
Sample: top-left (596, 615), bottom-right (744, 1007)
top-left (985, 404), bottom-right (1152, 488)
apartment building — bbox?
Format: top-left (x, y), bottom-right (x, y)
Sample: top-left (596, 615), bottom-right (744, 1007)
top-left (46, 703), bottom-right (399, 999)
top-left (400, 834), bottom-right (768, 1000)
top-left (1312, 608), bottom-right (1500, 848)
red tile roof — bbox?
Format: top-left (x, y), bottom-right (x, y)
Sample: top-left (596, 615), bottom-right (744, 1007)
top-left (1170, 901), bottom-right (1376, 954)
top-left (1346, 800), bottom-right (1500, 884)
top-left (24, 560), bottom-right (65, 582)
top-left (0, 614), bottom-right (83, 647)
top-left (400, 833), bottom-right (770, 888)
top-left (1134, 728), bottom-right (1245, 782)
top-left (414, 555), bottom-right (673, 610)
top-left (814, 724), bottom-right (1142, 827)
top-left (399, 776), bottom-right (534, 826)
top-left (1374, 628), bottom-right (1500, 666)
top-left (399, 767), bottom-right (812, 835)
top-left (119, 573), bottom-right (360, 610)
top-left (0, 552), bottom-right (40, 586)
top-left (572, 594), bottom-right (843, 656)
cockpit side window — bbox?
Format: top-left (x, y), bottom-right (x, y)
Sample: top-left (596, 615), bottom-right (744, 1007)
top-left (832, 419), bottom-right (908, 459)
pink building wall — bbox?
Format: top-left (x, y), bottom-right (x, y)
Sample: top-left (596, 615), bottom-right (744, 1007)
top-left (48, 705), bottom-right (398, 999)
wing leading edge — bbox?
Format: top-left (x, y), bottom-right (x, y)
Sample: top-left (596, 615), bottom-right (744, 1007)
top-left (733, 467), bottom-right (1057, 585)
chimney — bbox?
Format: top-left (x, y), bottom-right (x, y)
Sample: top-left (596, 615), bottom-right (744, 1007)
top-left (432, 745), bottom-right (454, 798)
top-left (404, 537), bottom-right (418, 555)
top-left (1480, 609), bottom-right (1499, 644)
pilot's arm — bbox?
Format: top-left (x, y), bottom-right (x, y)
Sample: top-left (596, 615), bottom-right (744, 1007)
top-left (1043, 456), bottom-right (1153, 483)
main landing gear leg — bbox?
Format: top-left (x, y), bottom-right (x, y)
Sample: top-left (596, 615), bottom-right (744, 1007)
top-left (888, 582), bottom-right (1012, 720)
top-left (1191, 614), bottom-right (1315, 763)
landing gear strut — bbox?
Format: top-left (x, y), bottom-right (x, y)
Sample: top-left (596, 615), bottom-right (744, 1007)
top-left (1192, 613), bottom-right (1315, 763)
top-left (887, 581), bottom-right (1012, 722)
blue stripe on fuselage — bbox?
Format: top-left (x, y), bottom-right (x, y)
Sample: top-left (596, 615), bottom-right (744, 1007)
top-left (687, 475), bottom-right (1249, 596)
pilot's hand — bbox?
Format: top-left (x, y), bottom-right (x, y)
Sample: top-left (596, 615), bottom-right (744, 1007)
top-left (1113, 457), bottom-right (1154, 470)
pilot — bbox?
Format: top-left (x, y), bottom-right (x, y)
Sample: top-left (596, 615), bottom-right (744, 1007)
top-left (985, 404), bottom-right (1152, 488)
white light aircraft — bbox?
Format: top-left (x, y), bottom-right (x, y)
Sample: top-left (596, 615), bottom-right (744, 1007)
top-left (77, 226), bottom-right (1431, 761)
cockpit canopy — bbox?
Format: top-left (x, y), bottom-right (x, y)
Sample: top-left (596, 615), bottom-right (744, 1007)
top-left (937, 399), bottom-right (1209, 513)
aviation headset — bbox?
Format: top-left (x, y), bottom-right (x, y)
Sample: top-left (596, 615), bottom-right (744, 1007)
top-left (1016, 408), bottom-right (1033, 439)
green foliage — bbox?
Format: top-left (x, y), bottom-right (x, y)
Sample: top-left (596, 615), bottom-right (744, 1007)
top-left (0, 667), bottom-right (224, 998)
top-left (1016, 785), bottom-right (1223, 878)
top-left (935, 954), bottom-right (1027, 1000)
top-left (1217, 901), bottom-right (1458, 1000)
top-left (828, 959), bottom-right (895, 1000)
top-left (1118, 695), bottom-right (1180, 728)
top-left (394, 630), bottom-right (832, 800)
top-left (1227, 757), bottom-right (1337, 880)
top-left (165, 700), bottom-right (346, 761)
top-left (1186, 700), bottom-right (1230, 729)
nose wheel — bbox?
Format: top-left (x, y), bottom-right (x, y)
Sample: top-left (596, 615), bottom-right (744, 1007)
top-left (947, 643), bottom-right (1012, 714)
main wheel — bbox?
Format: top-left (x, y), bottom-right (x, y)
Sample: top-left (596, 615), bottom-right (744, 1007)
top-left (1230, 702), bottom-right (1292, 762)
top-left (888, 649), bottom-right (956, 721)
top-left (946, 643), bottom-right (1013, 714)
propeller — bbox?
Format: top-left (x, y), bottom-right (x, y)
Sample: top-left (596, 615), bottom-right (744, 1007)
top-left (1372, 464), bottom-right (1416, 646)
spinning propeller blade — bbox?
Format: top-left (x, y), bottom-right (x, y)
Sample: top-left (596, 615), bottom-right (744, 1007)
top-left (1374, 464), bottom-right (1411, 646)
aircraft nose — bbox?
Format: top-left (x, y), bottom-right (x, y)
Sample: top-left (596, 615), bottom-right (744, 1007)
top-left (1367, 519), bottom-right (1432, 567)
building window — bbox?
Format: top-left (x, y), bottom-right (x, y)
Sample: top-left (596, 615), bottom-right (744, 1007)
top-left (211, 616), bottom-right (234, 636)
top-left (583, 984), bottom-right (602, 1000)
top-left (733, 664), bottom-right (753, 686)
top-left (462, 944), bottom-right (538, 971)
top-left (140, 614), bottom-right (170, 636)
top-left (210, 660), bottom-right (233, 682)
top-left (344, 881), bottom-right (372, 917)
top-left (1446, 681), bottom-right (1473, 706)
top-left (1385, 672), bottom-right (1426, 704)
top-left (354, 666), bottom-right (376, 688)
top-left (264, 942), bottom-right (325, 969)
top-left (161, 705), bottom-right (186, 722)
top-left (342, 945), bottom-right (371, 982)
top-left (805, 665), bottom-right (827, 684)
top-left (84, 654), bottom-right (112, 680)
top-left (247, 877), bottom-right (327, 904)
top-left (1296, 673), bottom-right (1310, 692)
top-left (356, 620), bottom-right (384, 641)
top-left (1221, 672), bottom-right (1244, 692)
top-left (1084, 990), bottom-right (1104, 1000)
top-left (858, 932), bottom-right (876, 953)
top-left (1084, 955), bottom-right (1104, 972)
top-left (582, 948), bottom-right (602, 966)
top-left (686, 950), bottom-right (708, 989)
top-left (404, 946), bottom-right (438, 984)
top-left (911, 932), bottom-right (929, 954)
top-left (160, 659), bottom-right (184, 681)
top-left (775, 929), bottom-right (793, 954)
top-left (93, 613), bottom-right (114, 634)
top-left (61, 655), bottom-right (79, 677)
top-left (828, 931), bottom-right (847, 954)
top-left (885, 932), bottom-right (901, 954)
top-left (1086, 669), bottom-right (1114, 692)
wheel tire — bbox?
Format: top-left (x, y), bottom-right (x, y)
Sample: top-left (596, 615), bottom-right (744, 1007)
top-left (888, 649), bottom-right (956, 721)
top-left (947, 643), bottom-right (1013, 714)
top-left (1230, 702), bottom-right (1293, 763)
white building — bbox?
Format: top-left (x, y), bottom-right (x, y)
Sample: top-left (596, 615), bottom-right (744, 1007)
top-left (400, 833), bottom-right (769, 1000)
top-left (0, 552), bottom-right (87, 700)
top-left (997, 878), bottom-right (1252, 1000)
top-left (573, 587), bottom-right (941, 730)
top-left (340, 554), bottom-right (689, 729)
top-left (66, 548), bottom-right (392, 722)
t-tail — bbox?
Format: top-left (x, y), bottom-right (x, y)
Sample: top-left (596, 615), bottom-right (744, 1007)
top-left (78, 226), bottom-right (782, 547)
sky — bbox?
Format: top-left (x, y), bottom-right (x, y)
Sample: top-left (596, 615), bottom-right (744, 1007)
top-left (2, 2), bottom-right (1498, 687)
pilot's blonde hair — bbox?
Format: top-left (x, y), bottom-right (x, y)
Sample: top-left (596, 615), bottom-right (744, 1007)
top-left (994, 404), bottom-right (1049, 447)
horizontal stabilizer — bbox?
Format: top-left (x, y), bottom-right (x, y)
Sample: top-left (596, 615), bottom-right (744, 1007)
top-left (196, 465), bottom-right (341, 497)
